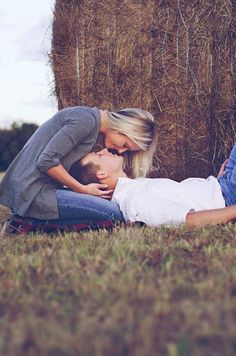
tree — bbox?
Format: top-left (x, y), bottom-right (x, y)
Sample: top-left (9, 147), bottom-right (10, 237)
top-left (0, 122), bottom-right (38, 171)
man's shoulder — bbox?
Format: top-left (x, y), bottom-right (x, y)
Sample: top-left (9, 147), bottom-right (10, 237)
top-left (112, 177), bottom-right (134, 202)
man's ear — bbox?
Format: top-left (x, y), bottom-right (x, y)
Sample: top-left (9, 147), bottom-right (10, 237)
top-left (96, 170), bottom-right (108, 180)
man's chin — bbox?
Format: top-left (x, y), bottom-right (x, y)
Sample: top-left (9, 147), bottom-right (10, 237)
top-left (118, 156), bottom-right (124, 166)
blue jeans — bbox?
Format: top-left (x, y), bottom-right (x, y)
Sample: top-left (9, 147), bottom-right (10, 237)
top-left (55, 189), bottom-right (124, 223)
top-left (11, 190), bottom-right (124, 228)
top-left (218, 143), bottom-right (236, 206)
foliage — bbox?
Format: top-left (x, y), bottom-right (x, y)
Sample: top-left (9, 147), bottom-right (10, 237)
top-left (0, 122), bottom-right (38, 171)
top-left (0, 220), bottom-right (236, 355)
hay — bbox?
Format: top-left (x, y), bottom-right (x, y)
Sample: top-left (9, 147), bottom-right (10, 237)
top-left (51, 0), bottom-right (236, 180)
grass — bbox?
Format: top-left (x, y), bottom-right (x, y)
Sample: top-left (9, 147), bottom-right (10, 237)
top-left (0, 205), bottom-right (236, 355)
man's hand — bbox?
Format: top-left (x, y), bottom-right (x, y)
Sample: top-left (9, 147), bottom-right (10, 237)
top-left (217, 159), bottom-right (228, 178)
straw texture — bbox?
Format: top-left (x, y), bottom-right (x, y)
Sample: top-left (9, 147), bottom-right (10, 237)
top-left (51, 0), bottom-right (236, 179)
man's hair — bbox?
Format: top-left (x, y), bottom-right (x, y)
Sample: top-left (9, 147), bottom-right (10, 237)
top-left (69, 160), bottom-right (100, 185)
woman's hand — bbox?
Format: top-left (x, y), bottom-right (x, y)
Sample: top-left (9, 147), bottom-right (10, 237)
top-left (217, 159), bottom-right (228, 178)
top-left (82, 183), bottom-right (114, 199)
top-left (47, 165), bottom-right (113, 199)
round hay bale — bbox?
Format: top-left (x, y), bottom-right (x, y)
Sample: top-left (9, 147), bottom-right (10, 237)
top-left (51, 0), bottom-right (236, 180)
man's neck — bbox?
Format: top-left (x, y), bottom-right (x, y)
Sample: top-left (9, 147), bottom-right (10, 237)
top-left (103, 172), bottom-right (127, 190)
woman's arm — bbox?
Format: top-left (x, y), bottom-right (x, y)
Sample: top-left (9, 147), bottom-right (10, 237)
top-left (47, 165), bottom-right (86, 192)
top-left (47, 165), bottom-right (113, 198)
top-left (186, 205), bottom-right (236, 228)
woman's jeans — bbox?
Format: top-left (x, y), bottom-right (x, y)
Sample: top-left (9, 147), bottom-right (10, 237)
top-left (55, 189), bottom-right (123, 223)
top-left (218, 143), bottom-right (236, 206)
top-left (11, 190), bottom-right (124, 228)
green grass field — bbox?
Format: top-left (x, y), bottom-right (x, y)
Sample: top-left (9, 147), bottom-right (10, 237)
top-left (0, 205), bottom-right (236, 355)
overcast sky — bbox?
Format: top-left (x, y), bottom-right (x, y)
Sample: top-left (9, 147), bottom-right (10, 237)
top-left (0, 0), bottom-right (57, 128)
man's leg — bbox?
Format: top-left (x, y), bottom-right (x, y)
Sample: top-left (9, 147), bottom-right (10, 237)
top-left (224, 143), bottom-right (236, 175)
top-left (218, 143), bottom-right (236, 206)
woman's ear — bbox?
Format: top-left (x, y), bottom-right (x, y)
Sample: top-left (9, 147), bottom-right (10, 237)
top-left (96, 170), bottom-right (108, 180)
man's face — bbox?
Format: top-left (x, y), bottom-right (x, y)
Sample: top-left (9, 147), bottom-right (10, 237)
top-left (80, 149), bottom-right (125, 176)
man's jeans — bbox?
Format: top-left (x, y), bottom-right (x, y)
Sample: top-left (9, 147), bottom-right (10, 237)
top-left (218, 143), bottom-right (236, 206)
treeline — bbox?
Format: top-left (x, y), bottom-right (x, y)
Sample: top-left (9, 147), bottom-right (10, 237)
top-left (0, 122), bottom-right (39, 171)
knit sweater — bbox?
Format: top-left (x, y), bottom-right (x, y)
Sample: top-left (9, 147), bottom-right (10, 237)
top-left (0, 106), bottom-right (100, 219)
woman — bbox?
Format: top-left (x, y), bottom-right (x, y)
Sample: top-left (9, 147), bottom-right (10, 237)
top-left (0, 106), bottom-right (157, 233)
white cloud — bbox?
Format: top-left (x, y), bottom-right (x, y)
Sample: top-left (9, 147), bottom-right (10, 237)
top-left (15, 17), bottom-right (53, 61)
top-left (0, 0), bottom-right (57, 128)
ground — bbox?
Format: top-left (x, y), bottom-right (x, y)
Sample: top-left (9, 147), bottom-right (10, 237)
top-left (0, 203), bottom-right (236, 355)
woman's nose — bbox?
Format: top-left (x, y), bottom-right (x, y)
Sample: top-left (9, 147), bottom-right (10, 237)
top-left (98, 148), bottom-right (109, 155)
top-left (117, 147), bottom-right (128, 154)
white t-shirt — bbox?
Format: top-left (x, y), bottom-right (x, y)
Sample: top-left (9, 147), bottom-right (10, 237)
top-left (112, 176), bottom-right (225, 226)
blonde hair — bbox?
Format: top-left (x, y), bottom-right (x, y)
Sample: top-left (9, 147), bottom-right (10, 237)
top-left (104, 108), bottom-right (157, 177)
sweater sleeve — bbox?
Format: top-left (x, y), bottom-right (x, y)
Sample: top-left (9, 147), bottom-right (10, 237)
top-left (36, 111), bottom-right (97, 172)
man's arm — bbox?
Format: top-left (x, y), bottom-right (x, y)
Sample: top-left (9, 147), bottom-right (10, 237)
top-left (186, 205), bottom-right (236, 228)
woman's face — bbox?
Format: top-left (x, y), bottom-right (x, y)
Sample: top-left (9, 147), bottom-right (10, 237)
top-left (104, 130), bottom-right (140, 154)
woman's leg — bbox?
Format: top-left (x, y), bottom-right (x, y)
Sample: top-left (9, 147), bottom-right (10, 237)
top-left (56, 189), bottom-right (123, 222)
top-left (1, 190), bottom-right (124, 235)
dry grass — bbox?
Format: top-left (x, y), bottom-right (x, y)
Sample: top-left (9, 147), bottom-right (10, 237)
top-left (0, 209), bottom-right (236, 355)
top-left (51, 0), bottom-right (236, 180)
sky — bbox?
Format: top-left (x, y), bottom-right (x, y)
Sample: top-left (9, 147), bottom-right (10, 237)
top-left (0, 0), bottom-right (57, 128)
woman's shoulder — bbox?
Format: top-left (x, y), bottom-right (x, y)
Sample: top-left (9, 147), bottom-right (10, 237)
top-left (59, 105), bottom-right (99, 117)
top-left (56, 106), bottom-right (99, 127)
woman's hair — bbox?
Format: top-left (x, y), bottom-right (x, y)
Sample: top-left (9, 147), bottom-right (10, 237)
top-left (104, 108), bottom-right (157, 177)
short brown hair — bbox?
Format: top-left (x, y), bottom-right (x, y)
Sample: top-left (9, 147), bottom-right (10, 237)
top-left (69, 160), bottom-right (100, 185)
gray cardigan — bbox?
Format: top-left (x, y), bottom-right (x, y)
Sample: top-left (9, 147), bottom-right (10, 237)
top-left (0, 106), bottom-right (100, 219)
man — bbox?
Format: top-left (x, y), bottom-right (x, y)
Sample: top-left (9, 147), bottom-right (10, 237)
top-left (69, 145), bottom-right (236, 228)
